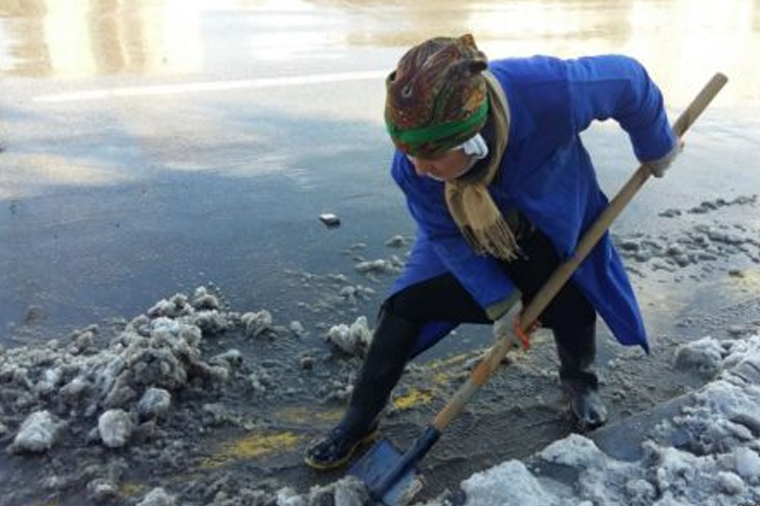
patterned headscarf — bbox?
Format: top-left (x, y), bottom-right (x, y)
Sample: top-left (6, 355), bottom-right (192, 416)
top-left (385, 34), bottom-right (490, 158)
top-left (385, 35), bottom-right (520, 264)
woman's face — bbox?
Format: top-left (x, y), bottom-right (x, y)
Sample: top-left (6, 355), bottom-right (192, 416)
top-left (407, 149), bottom-right (471, 182)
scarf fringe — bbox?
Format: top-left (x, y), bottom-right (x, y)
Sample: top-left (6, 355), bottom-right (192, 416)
top-left (445, 71), bottom-right (517, 261)
top-left (463, 217), bottom-right (520, 261)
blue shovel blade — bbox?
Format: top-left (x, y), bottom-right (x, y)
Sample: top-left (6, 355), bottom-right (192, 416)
top-left (349, 438), bottom-right (424, 506)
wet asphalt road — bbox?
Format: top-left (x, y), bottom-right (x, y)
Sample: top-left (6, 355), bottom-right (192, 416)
top-left (2, 0), bottom-right (760, 341)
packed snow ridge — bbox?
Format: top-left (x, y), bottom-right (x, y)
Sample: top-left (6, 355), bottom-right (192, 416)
top-left (420, 334), bottom-right (760, 506)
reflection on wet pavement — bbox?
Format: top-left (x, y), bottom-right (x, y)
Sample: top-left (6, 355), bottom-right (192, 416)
top-left (1, 0), bottom-right (759, 107)
top-left (0, 0), bottom-right (202, 77)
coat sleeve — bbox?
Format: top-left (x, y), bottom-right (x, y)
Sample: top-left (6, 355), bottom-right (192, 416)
top-left (391, 154), bottom-right (520, 320)
top-left (564, 55), bottom-right (676, 162)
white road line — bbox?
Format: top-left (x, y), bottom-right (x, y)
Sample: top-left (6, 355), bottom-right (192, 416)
top-left (33, 70), bottom-right (388, 103)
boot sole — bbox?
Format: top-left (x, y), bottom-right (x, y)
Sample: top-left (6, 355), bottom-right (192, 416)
top-left (304, 429), bottom-right (379, 471)
top-left (566, 403), bottom-right (607, 433)
top-left (562, 387), bottom-right (607, 432)
top-left (571, 415), bottom-right (607, 433)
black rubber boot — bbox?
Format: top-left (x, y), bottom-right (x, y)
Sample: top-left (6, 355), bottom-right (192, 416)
top-left (304, 309), bottom-right (421, 470)
top-left (553, 321), bottom-right (608, 431)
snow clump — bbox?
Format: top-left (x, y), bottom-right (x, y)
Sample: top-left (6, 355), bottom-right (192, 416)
top-left (326, 316), bottom-right (373, 358)
top-left (10, 410), bottom-right (64, 453)
top-left (673, 335), bottom-right (728, 378)
top-left (355, 257), bottom-right (404, 275)
top-left (136, 487), bottom-right (176, 506)
top-left (98, 409), bottom-right (134, 448)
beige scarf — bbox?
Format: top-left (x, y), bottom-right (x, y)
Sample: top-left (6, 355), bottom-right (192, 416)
top-left (444, 71), bottom-right (518, 260)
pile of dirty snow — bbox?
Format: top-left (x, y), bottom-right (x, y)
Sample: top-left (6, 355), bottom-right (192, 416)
top-left (0, 284), bottom-right (392, 506)
top-left (419, 333), bottom-right (760, 506)
top-left (0, 287), bottom-right (281, 454)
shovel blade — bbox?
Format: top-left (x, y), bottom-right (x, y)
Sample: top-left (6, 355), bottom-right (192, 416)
top-left (349, 438), bottom-right (424, 506)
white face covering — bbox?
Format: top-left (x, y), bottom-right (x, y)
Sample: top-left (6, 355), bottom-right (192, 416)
top-left (428, 133), bottom-right (490, 182)
top-left (408, 133), bottom-right (490, 182)
top-left (459, 132), bottom-right (489, 159)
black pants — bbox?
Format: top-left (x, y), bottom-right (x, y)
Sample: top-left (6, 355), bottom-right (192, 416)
top-left (339, 227), bottom-right (599, 435)
top-left (384, 228), bottom-right (596, 332)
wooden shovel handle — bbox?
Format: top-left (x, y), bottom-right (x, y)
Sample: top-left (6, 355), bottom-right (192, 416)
top-left (432, 72), bottom-right (728, 432)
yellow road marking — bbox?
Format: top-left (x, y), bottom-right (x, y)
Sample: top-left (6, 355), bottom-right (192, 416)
top-left (274, 406), bottom-right (343, 424)
top-left (393, 388), bottom-right (434, 410)
top-left (200, 430), bottom-right (303, 469)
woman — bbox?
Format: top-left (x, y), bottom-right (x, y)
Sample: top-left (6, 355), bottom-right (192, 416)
top-left (305, 34), bottom-right (677, 471)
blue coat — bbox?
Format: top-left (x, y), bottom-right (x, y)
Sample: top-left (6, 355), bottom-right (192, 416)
top-left (390, 55), bottom-right (676, 355)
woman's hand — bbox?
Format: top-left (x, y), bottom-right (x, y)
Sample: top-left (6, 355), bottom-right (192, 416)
top-left (647, 138), bottom-right (685, 177)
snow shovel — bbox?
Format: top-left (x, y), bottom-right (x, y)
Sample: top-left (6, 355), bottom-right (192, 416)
top-left (349, 72), bottom-right (729, 506)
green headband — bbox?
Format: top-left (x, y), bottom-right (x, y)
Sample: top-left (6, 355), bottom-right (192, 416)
top-left (387, 99), bottom-right (489, 148)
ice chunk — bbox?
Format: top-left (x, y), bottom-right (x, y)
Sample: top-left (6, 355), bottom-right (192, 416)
top-left (147, 294), bottom-right (193, 318)
top-left (242, 310), bottom-right (273, 338)
top-left (717, 471), bottom-right (745, 495)
top-left (385, 234), bottom-right (406, 248)
top-left (305, 476), bottom-right (369, 505)
top-left (137, 388), bottom-right (172, 421)
top-left (540, 433), bottom-right (607, 469)
top-left (673, 336), bottom-right (723, 378)
top-left (734, 447), bottom-right (760, 480)
top-left (136, 487), bottom-right (176, 506)
top-left (190, 286), bottom-right (221, 310)
top-left (12, 410), bottom-right (63, 453)
top-left (461, 460), bottom-right (560, 506)
top-left (275, 487), bottom-right (306, 506)
top-left (98, 409), bottom-right (134, 448)
top-left (326, 316), bottom-right (372, 358)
